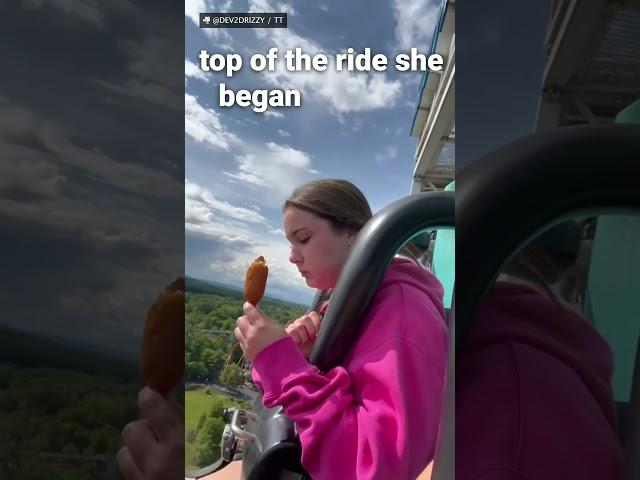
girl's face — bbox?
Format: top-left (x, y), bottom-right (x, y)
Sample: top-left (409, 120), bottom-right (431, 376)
top-left (284, 207), bottom-right (356, 290)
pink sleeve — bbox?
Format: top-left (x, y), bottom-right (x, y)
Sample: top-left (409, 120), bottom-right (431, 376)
top-left (251, 335), bottom-right (444, 480)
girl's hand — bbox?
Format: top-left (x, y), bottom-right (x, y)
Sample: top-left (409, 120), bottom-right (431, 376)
top-left (117, 387), bottom-right (184, 480)
top-left (285, 311), bottom-right (323, 359)
top-left (235, 302), bottom-right (288, 361)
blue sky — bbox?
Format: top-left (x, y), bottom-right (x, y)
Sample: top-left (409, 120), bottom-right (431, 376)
top-left (185, 0), bottom-right (442, 305)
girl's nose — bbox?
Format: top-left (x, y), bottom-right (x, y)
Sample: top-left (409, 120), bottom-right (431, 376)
top-left (289, 247), bottom-right (302, 264)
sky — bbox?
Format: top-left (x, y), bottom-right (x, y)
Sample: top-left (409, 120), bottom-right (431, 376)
top-left (0, 0), bottom-right (184, 354)
top-left (456, 0), bottom-right (550, 168)
top-left (0, 0), bottom-right (552, 356)
top-left (184, 0), bottom-right (443, 305)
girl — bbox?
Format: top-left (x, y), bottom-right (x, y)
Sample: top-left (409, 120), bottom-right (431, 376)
top-left (118, 179), bottom-right (448, 480)
top-left (456, 222), bottom-right (625, 479)
top-left (235, 179), bottom-right (448, 480)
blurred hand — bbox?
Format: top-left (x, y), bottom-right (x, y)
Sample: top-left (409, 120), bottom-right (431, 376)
top-left (285, 311), bottom-right (323, 359)
top-left (117, 387), bottom-right (184, 480)
top-left (235, 302), bottom-right (288, 361)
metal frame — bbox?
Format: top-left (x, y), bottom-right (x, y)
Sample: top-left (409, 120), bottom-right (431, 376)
top-left (310, 191), bottom-right (455, 370)
top-left (455, 124), bottom-right (640, 479)
top-left (410, 0), bottom-right (456, 193)
top-left (536, 0), bottom-right (640, 130)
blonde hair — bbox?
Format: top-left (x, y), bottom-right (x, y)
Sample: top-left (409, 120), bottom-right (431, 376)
top-left (283, 179), bottom-right (372, 234)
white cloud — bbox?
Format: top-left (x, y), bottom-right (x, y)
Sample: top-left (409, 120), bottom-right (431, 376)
top-left (185, 93), bottom-right (238, 150)
top-left (185, 181), bottom-right (265, 247)
top-left (223, 142), bottom-right (314, 207)
top-left (185, 0), bottom-right (207, 24)
top-left (393, 0), bottom-right (440, 51)
top-left (224, 164), bottom-right (267, 187)
top-left (264, 110), bottom-right (284, 119)
top-left (185, 0), bottom-right (235, 23)
top-left (186, 179), bottom-right (267, 226)
top-left (185, 59), bottom-right (210, 83)
top-left (94, 37), bottom-right (183, 111)
top-left (0, 93), bottom-right (186, 353)
top-left (200, 223), bottom-right (311, 302)
top-left (24, 0), bottom-right (103, 27)
top-left (0, 100), bottom-right (182, 200)
top-left (374, 145), bottom-right (399, 163)
top-left (0, 158), bottom-right (66, 199)
top-left (274, 1), bottom-right (296, 15)
top-left (277, 129), bottom-right (291, 137)
top-left (248, 0), bottom-right (295, 15)
top-left (265, 142), bottom-right (310, 168)
top-left (185, 0), bottom-right (235, 50)
top-left (184, 181), bottom-right (311, 302)
top-left (205, 233), bottom-right (312, 304)
top-left (248, 0), bottom-right (403, 114)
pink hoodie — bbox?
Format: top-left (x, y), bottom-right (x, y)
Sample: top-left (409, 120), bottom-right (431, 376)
top-left (457, 282), bottom-right (625, 479)
top-left (251, 258), bottom-right (448, 480)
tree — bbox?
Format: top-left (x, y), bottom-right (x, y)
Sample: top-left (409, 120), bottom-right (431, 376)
top-left (195, 439), bottom-right (217, 466)
top-left (219, 364), bottom-right (243, 389)
top-left (87, 425), bottom-right (119, 454)
top-left (202, 348), bottom-right (226, 377)
top-left (195, 416), bottom-right (225, 466)
top-left (206, 397), bottom-right (226, 420)
top-left (30, 433), bottom-right (50, 452)
top-left (186, 361), bottom-right (207, 382)
top-left (195, 413), bottom-right (207, 437)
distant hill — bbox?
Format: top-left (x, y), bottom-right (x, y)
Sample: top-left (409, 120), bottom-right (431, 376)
top-left (0, 324), bottom-right (138, 380)
top-left (186, 276), bottom-right (308, 310)
top-left (186, 277), bottom-right (243, 297)
top-left (0, 277), bottom-right (306, 378)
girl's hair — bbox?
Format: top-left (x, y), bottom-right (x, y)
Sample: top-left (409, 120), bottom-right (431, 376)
top-left (283, 179), bottom-right (372, 234)
top-left (285, 180), bottom-right (372, 313)
top-left (501, 220), bottom-right (588, 310)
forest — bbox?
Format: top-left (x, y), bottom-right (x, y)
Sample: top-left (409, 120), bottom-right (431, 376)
top-left (184, 277), bottom-right (307, 470)
top-left (0, 278), bottom-right (308, 478)
top-left (0, 363), bottom-right (138, 479)
top-left (184, 277), bottom-right (307, 386)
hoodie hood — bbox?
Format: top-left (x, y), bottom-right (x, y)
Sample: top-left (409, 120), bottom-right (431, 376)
top-left (466, 281), bottom-right (617, 430)
top-left (378, 257), bottom-right (446, 319)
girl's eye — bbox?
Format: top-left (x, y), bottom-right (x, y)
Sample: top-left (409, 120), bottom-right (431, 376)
top-left (299, 237), bottom-right (310, 244)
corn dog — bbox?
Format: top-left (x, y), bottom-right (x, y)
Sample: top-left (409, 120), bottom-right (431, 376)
top-left (244, 256), bottom-right (268, 305)
top-left (140, 280), bottom-right (185, 396)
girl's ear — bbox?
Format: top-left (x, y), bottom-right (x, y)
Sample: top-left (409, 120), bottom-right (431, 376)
top-left (346, 227), bottom-right (358, 247)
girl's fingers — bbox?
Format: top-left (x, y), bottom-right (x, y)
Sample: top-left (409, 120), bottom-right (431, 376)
top-left (303, 315), bottom-right (318, 338)
top-left (116, 446), bottom-right (145, 480)
top-left (309, 311), bottom-right (323, 331)
top-left (287, 313), bottom-right (323, 345)
top-left (138, 388), bottom-right (181, 443)
top-left (292, 328), bottom-right (306, 345)
top-left (294, 321), bottom-right (310, 343)
top-left (234, 327), bottom-right (247, 348)
top-left (236, 315), bottom-right (251, 333)
top-left (121, 419), bottom-right (156, 471)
